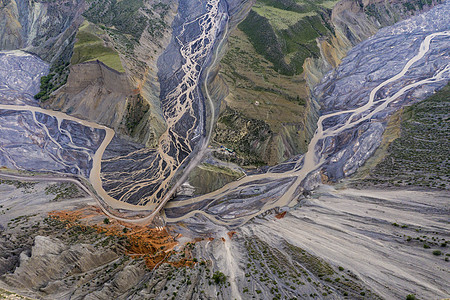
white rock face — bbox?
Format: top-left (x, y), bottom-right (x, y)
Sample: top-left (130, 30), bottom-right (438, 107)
top-left (3, 235), bottom-right (118, 290)
top-left (31, 236), bottom-right (67, 257)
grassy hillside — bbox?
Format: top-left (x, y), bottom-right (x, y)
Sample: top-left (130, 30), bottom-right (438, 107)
top-left (352, 84), bottom-right (450, 190)
top-left (214, 0), bottom-right (339, 166)
top-left (239, 0), bottom-right (338, 75)
top-left (70, 21), bottom-right (124, 72)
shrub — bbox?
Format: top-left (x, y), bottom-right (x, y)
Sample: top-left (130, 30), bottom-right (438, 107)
top-left (103, 218), bottom-right (110, 224)
top-left (406, 294), bottom-right (416, 300)
top-left (212, 271), bottom-right (227, 285)
top-left (432, 250), bottom-right (442, 256)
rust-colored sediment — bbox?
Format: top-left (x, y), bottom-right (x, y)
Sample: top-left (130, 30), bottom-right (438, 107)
top-left (49, 206), bottom-right (194, 269)
top-left (227, 231), bottom-right (237, 239)
top-left (275, 211), bottom-right (287, 219)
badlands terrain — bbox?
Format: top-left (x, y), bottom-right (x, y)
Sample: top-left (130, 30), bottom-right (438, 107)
top-left (0, 0), bottom-right (448, 299)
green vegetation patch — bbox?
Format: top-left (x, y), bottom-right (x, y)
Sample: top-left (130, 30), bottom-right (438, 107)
top-left (121, 94), bottom-right (150, 137)
top-left (83, 0), bottom-right (170, 52)
top-left (0, 179), bottom-right (36, 193)
top-left (0, 288), bottom-right (33, 299)
top-left (238, 10), bottom-right (292, 75)
top-left (71, 21), bottom-right (124, 72)
top-left (252, 4), bottom-right (315, 30)
top-left (403, 0), bottom-right (435, 11)
top-left (214, 106), bottom-right (271, 167)
top-left (44, 182), bottom-right (85, 201)
top-left (239, 0), bottom-right (337, 74)
top-left (83, 0), bottom-right (147, 40)
top-left (34, 61), bottom-right (70, 101)
top-left (212, 271), bottom-right (227, 285)
top-left (198, 164), bottom-right (243, 178)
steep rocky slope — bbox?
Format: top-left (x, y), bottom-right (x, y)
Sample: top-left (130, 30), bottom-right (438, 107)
top-left (0, 0), bottom-right (22, 51)
top-left (214, 0), bottom-right (336, 166)
top-left (42, 61), bottom-right (153, 142)
top-left (0, 0), bottom-right (84, 64)
top-left (79, 0), bottom-right (178, 147)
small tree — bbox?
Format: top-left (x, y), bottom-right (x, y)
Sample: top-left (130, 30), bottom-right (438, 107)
top-left (103, 218), bottom-right (110, 224)
top-left (212, 271), bottom-right (227, 285)
top-left (406, 294), bottom-right (416, 300)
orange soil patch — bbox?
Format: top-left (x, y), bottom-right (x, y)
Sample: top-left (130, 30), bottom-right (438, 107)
top-left (227, 231), bottom-right (237, 239)
top-left (49, 206), bottom-right (193, 269)
top-left (275, 211), bottom-right (287, 219)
